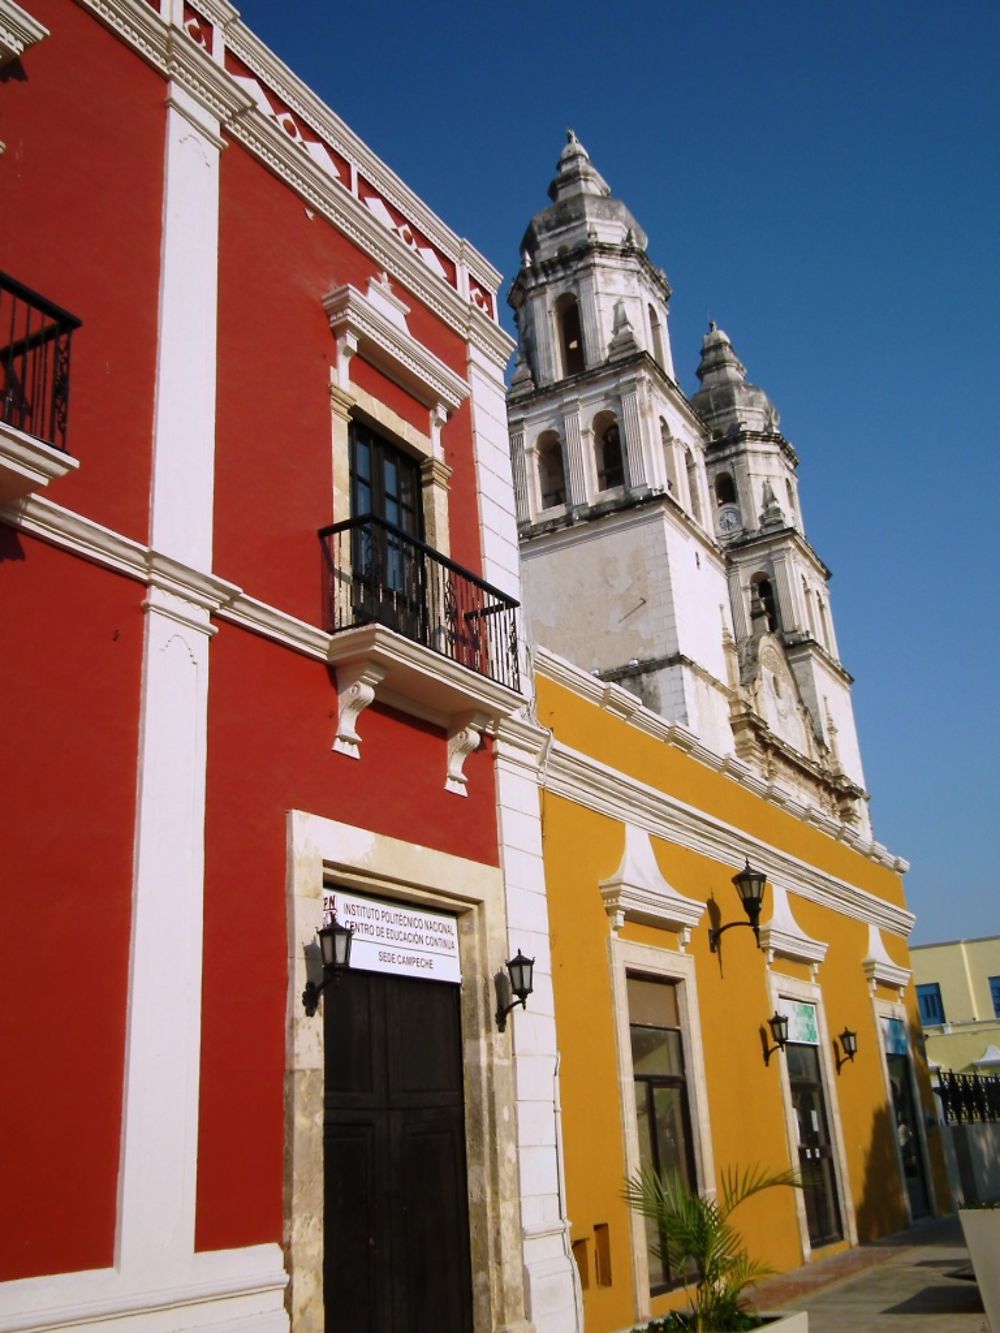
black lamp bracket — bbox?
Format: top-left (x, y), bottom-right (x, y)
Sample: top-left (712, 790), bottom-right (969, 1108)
top-left (709, 920), bottom-right (761, 953)
top-left (301, 971), bottom-right (346, 1017)
top-left (496, 994), bottom-right (527, 1033)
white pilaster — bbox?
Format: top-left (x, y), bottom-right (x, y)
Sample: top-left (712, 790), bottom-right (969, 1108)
top-left (149, 83), bottom-right (224, 570)
top-left (561, 406), bottom-right (587, 508)
top-left (620, 385), bottom-right (646, 489)
top-left (495, 719), bottom-right (582, 1333)
top-left (118, 586), bottom-right (214, 1272)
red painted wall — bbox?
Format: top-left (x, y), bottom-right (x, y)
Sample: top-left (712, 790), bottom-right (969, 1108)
top-left (195, 622), bottom-right (498, 1250)
top-left (214, 146), bottom-right (485, 620)
top-left (0, 0), bottom-right (163, 542)
top-left (0, 534), bottom-right (141, 1279)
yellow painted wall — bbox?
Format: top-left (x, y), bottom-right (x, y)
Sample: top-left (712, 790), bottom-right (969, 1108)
top-left (537, 672), bottom-right (947, 1332)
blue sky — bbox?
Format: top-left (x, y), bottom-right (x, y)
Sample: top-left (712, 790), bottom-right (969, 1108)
top-left (236, 1), bottom-right (999, 943)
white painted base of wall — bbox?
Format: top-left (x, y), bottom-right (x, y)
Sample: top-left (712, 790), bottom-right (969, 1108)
top-left (0, 1245), bottom-right (288, 1332)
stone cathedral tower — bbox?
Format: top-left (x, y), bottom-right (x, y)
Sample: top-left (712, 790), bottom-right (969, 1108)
top-left (508, 132), bottom-right (871, 835)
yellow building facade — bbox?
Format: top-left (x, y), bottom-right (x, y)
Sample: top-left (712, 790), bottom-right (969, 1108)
top-left (534, 652), bottom-right (949, 1331)
top-left (912, 936), bottom-right (1000, 1074)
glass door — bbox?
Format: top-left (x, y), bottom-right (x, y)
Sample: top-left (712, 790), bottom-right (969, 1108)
top-left (786, 1042), bottom-right (843, 1248)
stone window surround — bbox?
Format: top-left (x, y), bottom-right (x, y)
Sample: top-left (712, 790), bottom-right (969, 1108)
top-left (767, 970), bottom-right (858, 1259)
top-left (608, 934), bottom-right (715, 1323)
top-left (285, 810), bottom-right (532, 1333)
top-left (870, 994), bottom-right (939, 1225)
top-left (329, 380), bottom-right (453, 558)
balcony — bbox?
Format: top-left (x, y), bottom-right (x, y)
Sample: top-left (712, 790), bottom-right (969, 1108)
top-left (320, 516), bottom-right (522, 763)
top-left (321, 514), bottom-right (519, 689)
top-left (0, 271), bottom-right (81, 503)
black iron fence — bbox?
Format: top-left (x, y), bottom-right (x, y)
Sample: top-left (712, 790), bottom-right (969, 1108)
top-left (1, 270), bottom-right (81, 451)
top-left (319, 514), bottom-right (520, 693)
top-left (934, 1069), bottom-right (1000, 1124)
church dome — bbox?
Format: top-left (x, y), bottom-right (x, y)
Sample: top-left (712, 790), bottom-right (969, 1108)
top-left (691, 322), bottom-right (779, 435)
top-left (519, 131), bottom-right (647, 261)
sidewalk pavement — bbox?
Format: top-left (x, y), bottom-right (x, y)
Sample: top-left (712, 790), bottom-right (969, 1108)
top-left (750, 1214), bottom-right (986, 1331)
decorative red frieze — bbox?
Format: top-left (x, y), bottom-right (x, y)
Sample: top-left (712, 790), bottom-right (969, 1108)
top-left (183, 3), bottom-right (211, 51)
top-left (224, 49), bottom-right (350, 188)
top-left (357, 175), bottom-right (458, 288)
top-left (468, 278), bottom-right (495, 320)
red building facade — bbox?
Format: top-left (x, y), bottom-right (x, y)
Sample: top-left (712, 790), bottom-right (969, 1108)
top-left (0, 2), bottom-right (578, 1329)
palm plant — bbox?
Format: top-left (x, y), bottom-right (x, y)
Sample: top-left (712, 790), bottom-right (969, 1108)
top-left (624, 1164), bottom-right (801, 1331)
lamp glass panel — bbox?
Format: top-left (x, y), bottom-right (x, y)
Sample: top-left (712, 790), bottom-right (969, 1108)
top-left (333, 925), bottom-right (352, 967)
top-left (734, 865), bottom-right (766, 909)
top-left (319, 927), bottom-right (337, 968)
top-left (508, 952), bottom-right (533, 998)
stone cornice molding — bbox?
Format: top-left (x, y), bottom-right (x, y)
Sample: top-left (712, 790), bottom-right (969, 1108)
top-left (0, 494), bottom-right (332, 661)
top-left (535, 646), bottom-right (909, 874)
top-left (599, 823), bottom-right (705, 945)
top-left (324, 282), bottom-right (469, 412)
top-left (163, 26), bottom-right (253, 125)
top-left (544, 739), bottom-right (914, 938)
top-left (0, 0), bottom-right (48, 66)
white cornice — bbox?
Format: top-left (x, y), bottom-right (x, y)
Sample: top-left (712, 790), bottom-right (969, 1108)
top-left (325, 282), bottom-right (470, 412)
top-left (544, 740), bottom-right (914, 938)
top-left (0, 495), bottom-right (325, 660)
top-left (76, 0), bottom-right (509, 364)
top-left (220, 20), bottom-right (501, 292)
top-left (535, 645), bottom-right (908, 873)
top-left (217, 593), bottom-right (330, 660)
top-left (0, 0), bottom-right (48, 65)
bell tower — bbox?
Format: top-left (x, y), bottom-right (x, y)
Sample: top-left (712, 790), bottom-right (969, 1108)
top-left (507, 133), bottom-right (872, 834)
top-left (692, 323), bottom-right (870, 832)
top-left (507, 132), bottom-right (736, 754)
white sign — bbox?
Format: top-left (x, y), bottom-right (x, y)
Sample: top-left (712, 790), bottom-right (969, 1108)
top-left (322, 888), bottom-right (461, 984)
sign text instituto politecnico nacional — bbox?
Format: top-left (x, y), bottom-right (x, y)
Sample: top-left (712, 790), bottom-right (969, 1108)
top-left (322, 887), bottom-right (461, 984)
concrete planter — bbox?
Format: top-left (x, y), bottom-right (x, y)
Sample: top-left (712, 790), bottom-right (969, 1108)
top-left (959, 1208), bottom-right (1000, 1332)
top-left (641, 1315), bottom-right (808, 1331)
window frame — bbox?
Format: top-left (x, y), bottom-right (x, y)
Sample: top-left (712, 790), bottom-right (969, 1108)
top-left (626, 973), bottom-right (698, 1294)
top-left (609, 937), bottom-right (713, 1322)
top-left (916, 982), bottom-right (946, 1027)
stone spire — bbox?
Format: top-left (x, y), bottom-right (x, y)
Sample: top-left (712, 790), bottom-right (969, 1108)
top-left (547, 129), bottom-right (612, 203)
top-left (692, 322), bottom-right (779, 436)
top-left (518, 131), bottom-right (648, 263)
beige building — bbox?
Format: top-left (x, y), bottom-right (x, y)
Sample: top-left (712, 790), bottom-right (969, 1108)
top-left (912, 936), bottom-right (1000, 1073)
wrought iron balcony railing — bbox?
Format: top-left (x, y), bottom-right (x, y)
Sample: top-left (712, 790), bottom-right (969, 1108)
top-left (320, 515), bottom-right (520, 693)
top-left (1, 271), bottom-right (82, 451)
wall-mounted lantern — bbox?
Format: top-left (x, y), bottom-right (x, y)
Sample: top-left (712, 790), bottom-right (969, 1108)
top-left (302, 914), bottom-right (354, 1016)
top-left (709, 858), bottom-right (768, 953)
top-left (496, 949), bottom-right (534, 1032)
top-left (836, 1027), bottom-right (859, 1072)
top-left (762, 1010), bottom-right (790, 1065)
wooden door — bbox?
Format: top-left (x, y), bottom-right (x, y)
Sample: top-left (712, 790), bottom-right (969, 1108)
top-left (323, 969), bottom-right (473, 1333)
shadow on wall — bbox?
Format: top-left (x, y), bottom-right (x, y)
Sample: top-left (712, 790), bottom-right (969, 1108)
top-left (855, 1100), bottom-right (908, 1242)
